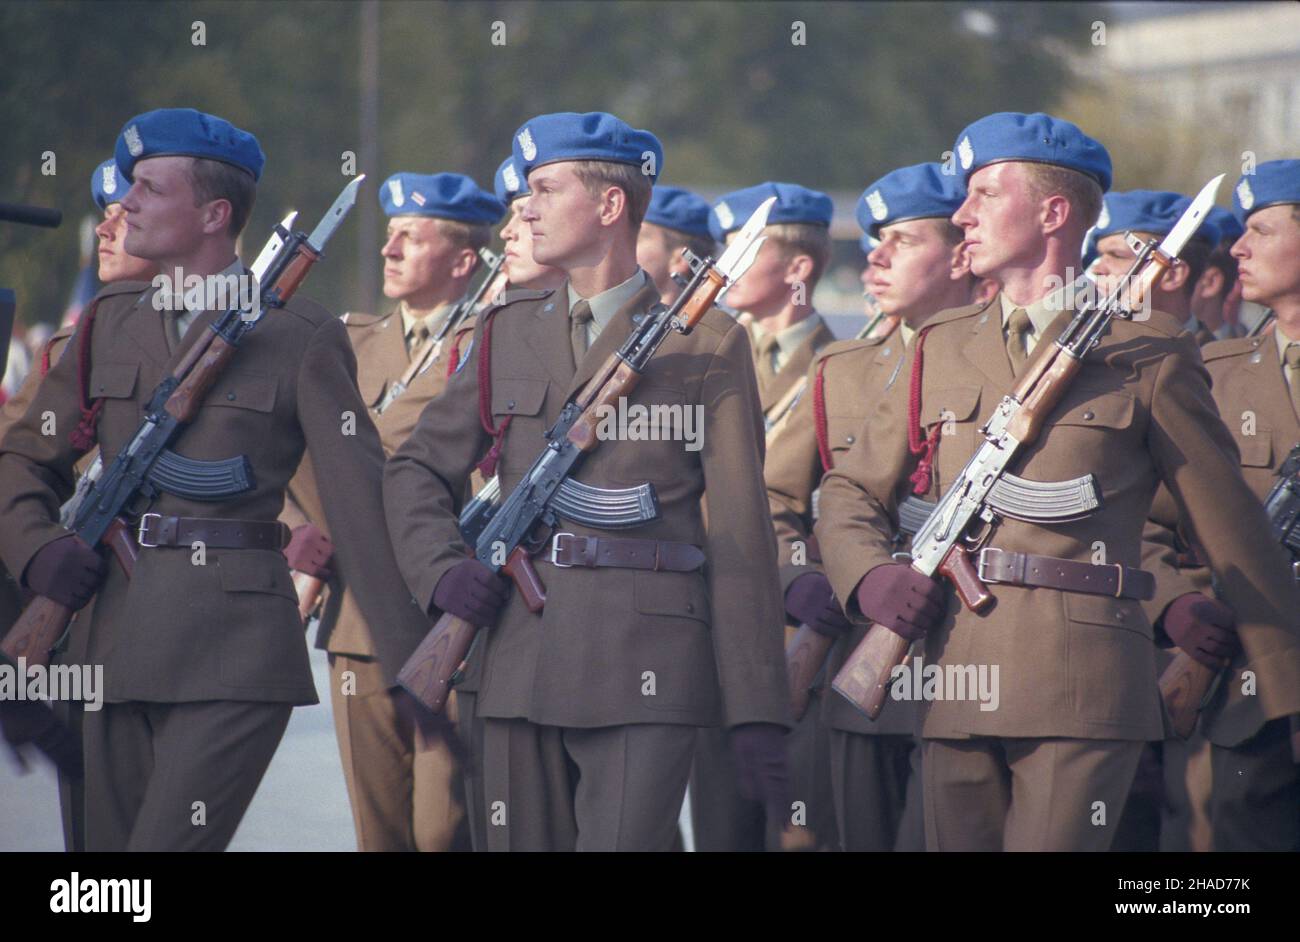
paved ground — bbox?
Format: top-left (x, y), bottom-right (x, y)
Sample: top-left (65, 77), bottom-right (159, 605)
top-left (1, 644), bottom-right (355, 852)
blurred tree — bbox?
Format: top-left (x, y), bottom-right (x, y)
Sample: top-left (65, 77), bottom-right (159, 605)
top-left (1, 0), bottom-right (1099, 327)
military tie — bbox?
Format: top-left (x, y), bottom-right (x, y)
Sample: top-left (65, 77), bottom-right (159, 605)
top-left (1285, 343), bottom-right (1300, 419)
top-left (162, 309), bottom-right (183, 354)
top-left (755, 331), bottom-right (780, 392)
top-left (408, 320), bottom-right (431, 361)
top-left (1006, 307), bottom-right (1033, 375)
top-left (570, 299), bottom-right (593, 369)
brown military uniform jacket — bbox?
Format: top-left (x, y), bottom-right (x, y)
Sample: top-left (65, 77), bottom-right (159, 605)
top-left (1142, 333), bottom-right (1300, 747)
top-left (766, 332), bottom-right (919, 737)
top-left (1, 325), bottom-right (81, 629)
top-left (756, 315), bottom-right (838, 419)
top-left (814, 294), bottom-right (1300, 742)
top-left (282, 306), bottom-right (477, 675)
top-left (0, 279), bottom-right (431, 703)
top-left (383, 278), bottom-right (790, 729)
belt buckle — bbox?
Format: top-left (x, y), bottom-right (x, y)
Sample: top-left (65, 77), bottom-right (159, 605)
top-left (550, 531), bottom-right (575, 568)
top-left (976, 547), bottom-right (997, 584)
top-left (136, 512), bottom-right (162, 548)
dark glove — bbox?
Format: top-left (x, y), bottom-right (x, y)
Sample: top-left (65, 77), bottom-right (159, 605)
top-left (784, 572), bottom-right (851, 637)
top-left (0, 699), bottom-right (82, 778)
top-left (23, 534), bottom-right (105, 611)
top-left (853, 562), bottom-right (946, 641)
top-left (284, 524), bottom-right (335, 581)
top-left (433, 559), bottom-right (510, 625)
top-left (730, 722), bottom-right (792, 825)
top-left (1162, 592), bottom-right (1239, 668)
top-left (392, 687), bottom-right (467, 764)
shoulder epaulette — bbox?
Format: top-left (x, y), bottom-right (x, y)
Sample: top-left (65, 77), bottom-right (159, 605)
top-left (341, 310), bottom-right (386, 328)
top-left (930, 297), bottom-right (996, 331)
top-left (1200, 336), bottom-right (1261, 363)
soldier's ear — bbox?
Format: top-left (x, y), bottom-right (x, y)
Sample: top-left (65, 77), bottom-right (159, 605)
top-left (198, 197), bottom-right (235, 238)
top-left (1039, 193), bottom-right (1071, 237)
top-left (950, 240), bottom-right (974, 281)
top-left (450, 246), bottom-right (479, 280)
top-left (1194, 265), bottom-right (1225, 300)
top-left (1160, 259), bottom-right (1192, 294)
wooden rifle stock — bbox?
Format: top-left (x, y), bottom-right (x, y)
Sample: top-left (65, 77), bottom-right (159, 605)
top-left (831, 623), bottom-right (909, 720)
top-left (1158, 650), bottom-right (1222, 739)
top-left (0, 595), bottom-right (74, 669)
top-left (785, 624), bottom-right (835, 721)
top-left (397, 611), bottom-right (478, 713)
top-left (2, 515), bottom-right (138, 668)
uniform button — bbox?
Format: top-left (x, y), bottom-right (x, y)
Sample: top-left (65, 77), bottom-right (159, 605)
top-left (882, 347), bottom-right (891, 357)
top-left (227, 392), bottom-right (237, 401)
top-left (1115, 611), bottom-right (1125, 622)
top-left (543, 303), bottom-right (555, 313)
top-left (1081, 410), bottom-right (1094, 420)
top-left (846, 435), bottom-right (855, 444)
top-left (685, 602), bottom-right (695, 613)
top-left (507, 399), bottom-right (516, 409)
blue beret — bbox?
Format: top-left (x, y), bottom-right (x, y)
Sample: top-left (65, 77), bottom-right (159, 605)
top-left (91, 158), bottom-right (128, 211)
top-left (1093, 189), bottom-right (1219, 246)
top-left (859, 233), bottom-right (878, 256)
top-left (709, 181), bottom-right (833, 242)
top-left (856, 162), bottom-right (966, 240)
top-left (953, 112), bottom-right (1112, 192)
top-left (644, 186), bottom-right (712, 239)
top-left (1205, 205), bottom-right (1243, 245)
top-left (493, 156), bottom-right (530, 205)
top-left (116, 108), bottom-right (265, 182)
top-left (512, 112), bottom-right (662, 182)
top-left (1233, 159), bottom-right (1300, 223)
top-left (380, 172), bottom-right (505, 224)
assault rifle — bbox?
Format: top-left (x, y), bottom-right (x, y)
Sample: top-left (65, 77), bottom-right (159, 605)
top-left (1159, 442), bottom-right (1300, 738)
top-left (832, 175), bottom-right (1225, 720)
top-left (1, 178), bottom-right (365, 668)
top-left (397, 197), bottom-right (777, 713)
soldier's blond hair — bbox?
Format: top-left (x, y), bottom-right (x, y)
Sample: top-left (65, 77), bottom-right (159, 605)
top-left (571, 160), bottom-right (653, 229)
top-left (1022, 163), bottom-right (1104, 232)
top-left (767, 222), bottom-right (832, 287)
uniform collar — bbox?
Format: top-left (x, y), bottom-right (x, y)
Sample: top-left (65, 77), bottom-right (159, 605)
top-left (752, 311), bottom-right (823, 359)
top-left (1275, 319), bottom-right (1300, 365)
top-left (899, 320), bottom-right (916, 347)
top-left (999, 277), bottom-right (1084, 339)
top-left (566, 268), bottom-right (649, 336)
top-left (181, 257), bottom-right (244, 313)
top-left (400, 299), bottom-right (457, 340)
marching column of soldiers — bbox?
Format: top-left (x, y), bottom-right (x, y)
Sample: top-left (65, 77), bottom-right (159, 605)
top-left (0, 104), bottom-right (1297, 852)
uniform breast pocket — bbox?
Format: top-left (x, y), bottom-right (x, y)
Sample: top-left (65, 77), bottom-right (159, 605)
top-left (825, 413), bottom-right (869, 460)
top-left (87, 361), bottom-right (141, 426)
top-left (600, 385), bottom-right (699, 486)
top-left (921, 385), bottom-right (981, 485)
top-left (491, 377), bottom-right (550, 472)
top-left (1232, 428), bottom-right (1272, 468)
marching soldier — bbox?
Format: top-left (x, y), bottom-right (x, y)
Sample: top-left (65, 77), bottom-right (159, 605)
top-left (767, 162), bottom-right (976, 851)
top-left (636, 186), bottom-right (715, 304)
top-left (0, 108), bottom-right (433, 850)
top-left (0, 157), bottom-right (159, 851)
top-left (384, 111), bottom-right (791, 851)
top-left (281, 171), bottom-right (504, 853)
top-left (495, 155), bottom-right (566, 293)
top-left (1143, 159), bottom-right (1300, 851)
top-left (688, 181), bottom-right (838, 851)
top-left (1190, 207), bottom-right (1246, 342)
top-left (709, 182), bottom-right (838, 423)
top-left (814, 112), bottom-right (1300, 851)
top-left (1090, 189), bottom-right (1220, 345)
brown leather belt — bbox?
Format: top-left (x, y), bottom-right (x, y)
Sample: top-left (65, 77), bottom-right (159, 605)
top-left (977, 547), bottom-right (1155, 601)
top-left (549, 532), bottom-right (704, 573)
top-left (137, 513), bottom-right (291, 550)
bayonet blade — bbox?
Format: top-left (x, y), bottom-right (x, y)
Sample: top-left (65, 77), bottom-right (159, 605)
top-left (307, 175), bottom-right (366, 252)
top-left (715, 195), bottom-right (776, 280)
top-left (250, 211), bottom-right (297, 282)
top-left (1158, 174), bottom-right (1224, 260)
